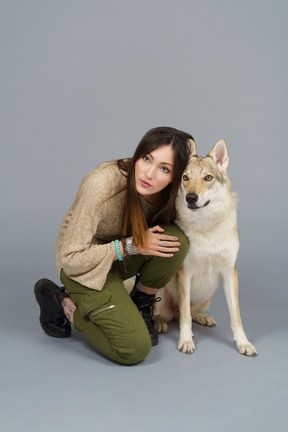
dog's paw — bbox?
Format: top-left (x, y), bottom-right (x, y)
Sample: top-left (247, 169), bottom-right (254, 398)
top-left (177, 339), bottom-right (195, 354)
top-left (192, 311), bottom-right (216, 327)
top-left (153, 315), bottom-right (168, 333)
top-left (235, 341), bottom-right (257, 357)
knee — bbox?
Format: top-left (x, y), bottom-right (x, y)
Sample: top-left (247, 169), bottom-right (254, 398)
top-left (161, 223), bottom-right (189, 261)
top-left (115, 329), bottom-right (152, 366)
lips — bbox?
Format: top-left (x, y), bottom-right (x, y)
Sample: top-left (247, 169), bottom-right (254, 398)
top-left (140, 179), bottom-right (152, 188)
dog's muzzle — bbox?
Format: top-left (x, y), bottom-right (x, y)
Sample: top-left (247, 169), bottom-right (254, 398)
top-left (186, 193), bottom-right (210, 210)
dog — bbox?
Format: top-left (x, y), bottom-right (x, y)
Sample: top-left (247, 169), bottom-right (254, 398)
top-left (153, 139), bottom-right (257, 356)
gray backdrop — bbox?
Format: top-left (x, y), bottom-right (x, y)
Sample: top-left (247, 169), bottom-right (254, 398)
top-left (1, 1), bottom-right (287, 431)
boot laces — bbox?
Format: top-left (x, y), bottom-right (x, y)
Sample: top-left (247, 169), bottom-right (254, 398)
top-left (138, 295), bottom-right (161, 320)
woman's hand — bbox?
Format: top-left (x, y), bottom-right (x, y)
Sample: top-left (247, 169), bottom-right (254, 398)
top-left (136, 225), bottom-right (180, 257)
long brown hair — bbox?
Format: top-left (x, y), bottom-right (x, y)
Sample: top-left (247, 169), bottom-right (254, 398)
top-left (117, 127), bottom-right (194, 246)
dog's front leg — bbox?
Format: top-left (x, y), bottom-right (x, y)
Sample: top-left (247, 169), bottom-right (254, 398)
top-left (222, 267), bottom-right (257, 356)
top-left (177, 265), bottom-right (195, 353)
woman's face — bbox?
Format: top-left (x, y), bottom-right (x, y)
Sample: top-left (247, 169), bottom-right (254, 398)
top-left (135, 144), bottom-right (174, 200)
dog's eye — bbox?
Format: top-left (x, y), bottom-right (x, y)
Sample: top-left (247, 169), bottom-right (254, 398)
top-left (182, 175), bottom-right (189, 181)
top-left (204, 175), bottom-right (213, 181)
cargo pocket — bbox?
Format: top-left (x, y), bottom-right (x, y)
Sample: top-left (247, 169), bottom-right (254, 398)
top-left (77, 288), bottom-right (112, 319)
top-left (77, 288), bottom-right (135, 335)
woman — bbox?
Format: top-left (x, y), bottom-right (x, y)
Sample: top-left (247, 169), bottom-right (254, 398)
top-left (34, 126), bottom-right (193, 365)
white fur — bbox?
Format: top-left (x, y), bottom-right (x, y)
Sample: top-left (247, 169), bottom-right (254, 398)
top-left (154, 139), bottom-right (257, 356)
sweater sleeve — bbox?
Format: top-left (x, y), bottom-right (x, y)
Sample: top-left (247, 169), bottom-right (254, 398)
top-left (56, 164), bottom-right (123, 290)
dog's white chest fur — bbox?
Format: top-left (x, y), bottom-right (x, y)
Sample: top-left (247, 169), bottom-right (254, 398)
top-left (179, 210), bottom-right (239, 306)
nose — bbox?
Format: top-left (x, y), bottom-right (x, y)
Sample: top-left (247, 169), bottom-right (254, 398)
top-left (145, 165), bottom-right (154, 179)
top-left (186, 193), bottom-right (198, 205)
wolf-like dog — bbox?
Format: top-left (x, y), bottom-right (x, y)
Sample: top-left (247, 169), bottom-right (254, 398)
top-left (154, 139), bottom-right (257, 356)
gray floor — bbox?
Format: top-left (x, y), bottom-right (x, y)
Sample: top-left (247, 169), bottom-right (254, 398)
top-left (1, 267), bottom-right (287, 432)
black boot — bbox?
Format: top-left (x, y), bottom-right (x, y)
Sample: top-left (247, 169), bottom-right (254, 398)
top-left (130, 276), bottom-right (160, 346)
top-left (34, 278), bottom-right (71, 338)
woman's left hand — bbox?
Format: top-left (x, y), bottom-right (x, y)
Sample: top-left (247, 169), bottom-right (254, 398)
top-left (136, 225), bottom-right (180, 257)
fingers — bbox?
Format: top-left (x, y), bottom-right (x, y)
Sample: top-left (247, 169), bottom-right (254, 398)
top-left (151, 225), bottom-right (165, 233)
top-left (147, 226), bottom-right (181, 257)
top-left (154, 235), bottom-right (180, 257)
top-left (157, 239), bottom-right (180, 249)
top-left (150, 226), bottom-right (178, 241)
top-left (157, 243), bottom-right (180, 256)
top-left (157, 234), bottom-right (179, 242)
top-left (152, 249), bottom-right (178, 258)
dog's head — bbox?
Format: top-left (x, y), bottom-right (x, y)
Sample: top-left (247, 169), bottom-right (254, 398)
top-left (178, 139), bottom-right (230, 211)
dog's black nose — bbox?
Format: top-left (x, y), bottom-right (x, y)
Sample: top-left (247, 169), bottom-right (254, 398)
top-left (186, 193), bottom-right (198, 205)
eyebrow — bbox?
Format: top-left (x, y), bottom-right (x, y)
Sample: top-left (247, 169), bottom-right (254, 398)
top-left (148, 152), bottom-right (174, 167)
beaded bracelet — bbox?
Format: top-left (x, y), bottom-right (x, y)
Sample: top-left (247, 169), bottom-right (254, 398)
top-left (114, 239), bottom-right (123, 261)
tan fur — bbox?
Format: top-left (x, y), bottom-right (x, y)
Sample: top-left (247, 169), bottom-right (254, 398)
top-left (154, 139), bottom-right (257, 356)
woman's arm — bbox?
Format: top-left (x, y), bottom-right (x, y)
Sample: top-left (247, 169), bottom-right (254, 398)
top-left (57, 167), bottom-right (124, 289)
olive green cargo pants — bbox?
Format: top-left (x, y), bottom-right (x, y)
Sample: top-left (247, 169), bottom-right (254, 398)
top-left (60, 224), bottom-right (189, 365)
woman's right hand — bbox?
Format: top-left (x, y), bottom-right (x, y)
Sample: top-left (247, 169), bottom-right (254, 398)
top-left (136, 225), bottom-right (180, 257)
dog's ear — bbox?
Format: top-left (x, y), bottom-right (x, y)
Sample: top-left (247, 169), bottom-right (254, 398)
top-left (188, 139), bottom-right (197, 157)
top-left (208, 139), bottom-right (229, 169)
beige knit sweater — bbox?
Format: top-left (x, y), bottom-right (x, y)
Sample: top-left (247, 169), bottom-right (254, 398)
top-left (56, 161), bottom-right (154, 291)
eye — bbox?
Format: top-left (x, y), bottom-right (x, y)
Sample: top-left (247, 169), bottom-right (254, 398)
top-left (204, 175), bottom-right (213, 181)
top-left (161, 166), bottom-right (170, 173)
top-left (182, 174), bottom-right (189, 181)
top-left (143, 155), bottom-right (150, 163)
